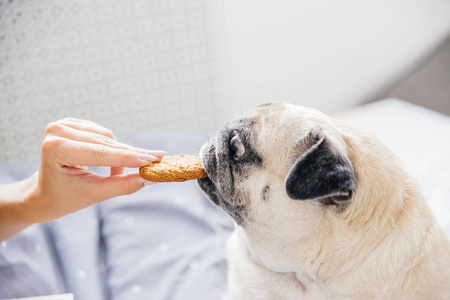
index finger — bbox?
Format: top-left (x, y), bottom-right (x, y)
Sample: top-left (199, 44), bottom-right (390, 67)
top-left (56, 139), bottom-right (151, 168)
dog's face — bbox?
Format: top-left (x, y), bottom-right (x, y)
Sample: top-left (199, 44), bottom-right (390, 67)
top-left (198, 102), bottom-right (356, 268)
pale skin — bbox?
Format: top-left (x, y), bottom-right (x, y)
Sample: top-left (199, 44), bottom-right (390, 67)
top-left (0, 118), bottom-right (165, 241)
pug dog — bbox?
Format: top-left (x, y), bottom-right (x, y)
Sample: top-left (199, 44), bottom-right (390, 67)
top-left (198, 102), bottom-right (450, 299)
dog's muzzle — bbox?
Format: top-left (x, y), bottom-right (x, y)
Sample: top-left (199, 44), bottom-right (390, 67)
top-left (198, 138), bottom-right (247, 224)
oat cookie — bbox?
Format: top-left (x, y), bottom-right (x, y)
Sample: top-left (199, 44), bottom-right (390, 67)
top-left (139, 154), bottom-right (208, 182)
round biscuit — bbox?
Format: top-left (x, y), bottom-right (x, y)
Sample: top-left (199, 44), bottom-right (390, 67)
top-left (139, 154), bottom-right (208, 182)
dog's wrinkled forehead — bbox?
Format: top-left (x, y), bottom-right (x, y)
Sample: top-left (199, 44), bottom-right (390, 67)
top-left (245, 102), bottom-right (345, 172)
top-left (248, 102), bottom-right (329, 132)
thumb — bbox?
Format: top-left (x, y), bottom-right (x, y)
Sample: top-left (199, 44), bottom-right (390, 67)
top-left (92, 171), bottom-right (152, 201)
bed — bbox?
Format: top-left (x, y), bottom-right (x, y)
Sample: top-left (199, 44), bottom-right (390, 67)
top-left (1, 99), bottom-right (449, 300)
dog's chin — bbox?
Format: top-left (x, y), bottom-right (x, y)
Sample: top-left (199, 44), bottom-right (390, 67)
top-left (198, 176), bottom-right (248, 225)
top-left (197, 177), bottom-right (220, 206)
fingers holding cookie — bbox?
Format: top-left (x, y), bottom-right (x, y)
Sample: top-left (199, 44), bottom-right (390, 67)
top-left (44, 119), bottom-right (166, 176)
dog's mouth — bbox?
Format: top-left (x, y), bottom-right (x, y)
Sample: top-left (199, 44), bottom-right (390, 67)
top-left (197, 138), bottom-right (219, 203)
top-left (197, 139), bottom-right (226, 206)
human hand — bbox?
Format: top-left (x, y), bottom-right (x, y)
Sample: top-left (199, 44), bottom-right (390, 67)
top-left (21, 118), bottom-right (165, 223)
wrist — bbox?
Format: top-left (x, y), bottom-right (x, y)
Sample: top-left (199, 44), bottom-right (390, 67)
top-left (0, 172), bottom-right (38, 240)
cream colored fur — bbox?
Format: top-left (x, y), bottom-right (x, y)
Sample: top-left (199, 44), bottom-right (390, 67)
top-left (226, 103), bottom-right (450, 299)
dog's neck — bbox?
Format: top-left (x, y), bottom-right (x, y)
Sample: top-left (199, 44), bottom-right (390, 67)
top-left (238, 181), bottom-right (441, 298)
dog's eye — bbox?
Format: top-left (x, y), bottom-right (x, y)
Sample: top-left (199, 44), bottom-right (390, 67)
top-left (230, 135), bottom-right (245, 158)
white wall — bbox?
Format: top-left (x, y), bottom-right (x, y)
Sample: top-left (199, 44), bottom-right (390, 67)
top-left (212, 0), bottom-right (450, 124)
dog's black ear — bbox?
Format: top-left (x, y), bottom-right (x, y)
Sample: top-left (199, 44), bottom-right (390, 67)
top-left (285, 136), bottom-right (355, 202)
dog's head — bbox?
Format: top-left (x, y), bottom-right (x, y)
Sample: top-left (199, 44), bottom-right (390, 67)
top-left (198, 102), bottom-right (431, 295)
top-left (198, 102), bottom-right (356, 232)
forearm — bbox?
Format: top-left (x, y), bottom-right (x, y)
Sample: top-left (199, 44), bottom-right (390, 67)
top-left (0, 172), bottom-right (38, 241)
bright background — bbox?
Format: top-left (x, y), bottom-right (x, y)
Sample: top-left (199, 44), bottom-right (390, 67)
top-left (1, 0), bottom-right (450, 162)
top-left (213, 0), bottom-right (450, 123)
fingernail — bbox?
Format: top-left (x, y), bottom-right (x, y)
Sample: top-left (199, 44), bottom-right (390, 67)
top-left (138, 154), bottom-right (157, 161)
top-left (147, 150), bottom-right (166, 157)
top-left (143, 181), bottom-right (158, 186)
